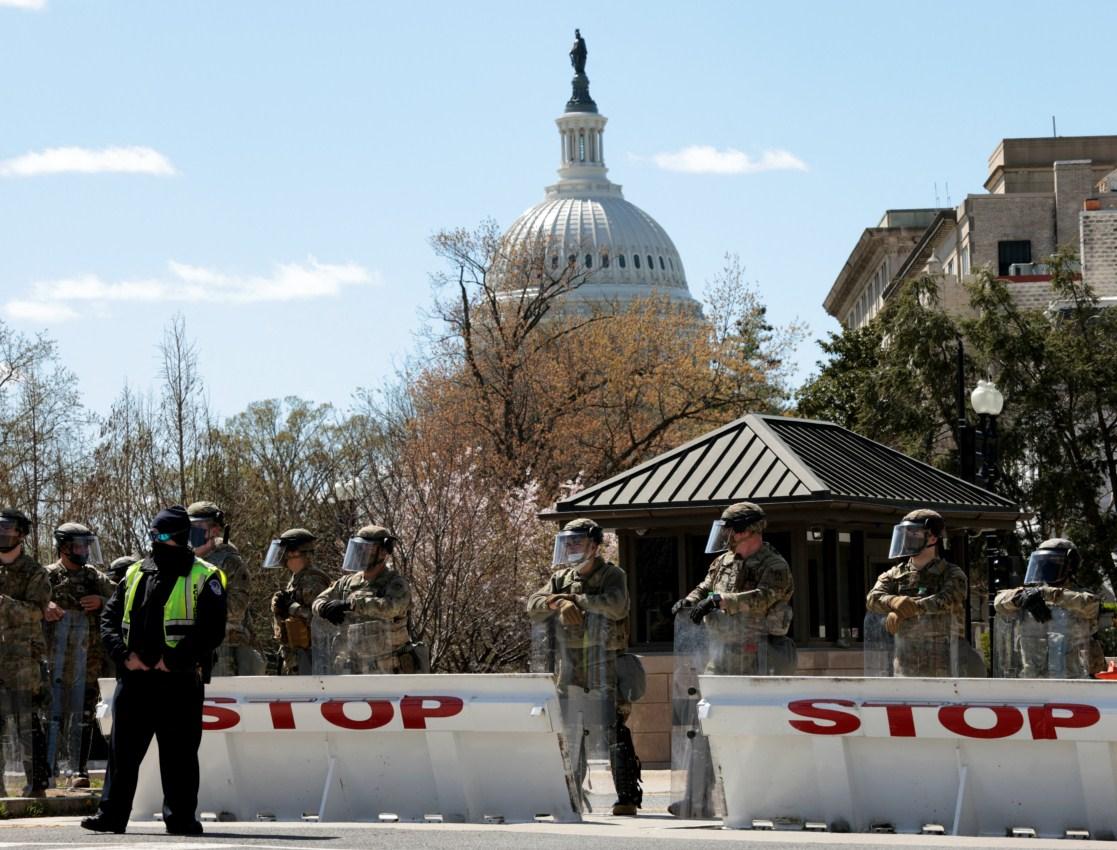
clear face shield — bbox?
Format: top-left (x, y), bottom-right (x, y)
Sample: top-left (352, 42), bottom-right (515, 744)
top-left (888, 522), bottom-right (931, 559)
top-left (551, 530), bottom-right (594, 566)
top-left (341, 537), bottom-right (391, 572)
top-left (262, 540), bottom-right (287, 569)
top-left (62, 534), bottom-right (103, 567)
top-left (0, 519), bottom-right (24, 551)
top-left (704, 520), bottom-right (731, 554)
top-left (1024, 550), bottom-right (1070, 586)
top-left (188, 520), bottom-right (214, 549)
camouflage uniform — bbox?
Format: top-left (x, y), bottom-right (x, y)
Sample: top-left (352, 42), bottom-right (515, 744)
top-left (0, 552), bottom-right (51, 795)
top-left (994, 584), bottom-right (1100, 678)
top-left (43, 560), bottom-right (114, 779)
top-left (273, 566), bottom-right (331, 675)
top-left (684, 542), bottom-right (794, 674)
top-left (312, 568), bottom-right (411, 674)
top-left (867, 557), bottom-right (967, 676)
top-left (207, 542), bottom-right (262, 676)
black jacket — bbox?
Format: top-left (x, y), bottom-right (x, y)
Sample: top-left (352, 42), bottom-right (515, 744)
top-left (101, 556), bottom-right (227, 682)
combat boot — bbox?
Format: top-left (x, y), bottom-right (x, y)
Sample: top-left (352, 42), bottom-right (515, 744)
top-left (81, 815), bottom-right (126, 833)
top-left (612, 800), bottom-right (638, 816)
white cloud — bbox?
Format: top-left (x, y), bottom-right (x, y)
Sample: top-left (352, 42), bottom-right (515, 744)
top-left (638, 145), bottom-right (808, 175)
top-left (0, 146), bottom-right (177, 177)
top-left (4, 259), bottom-right (379, 323)
top-left (0, 0), bottom-right (46, 9)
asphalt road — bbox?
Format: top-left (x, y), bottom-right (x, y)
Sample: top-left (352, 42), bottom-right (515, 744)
top-left (0, 817), bottom-right (1105, 850)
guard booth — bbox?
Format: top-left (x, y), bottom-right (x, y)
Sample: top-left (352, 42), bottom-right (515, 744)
top-left (539, 413), bottom-right (1023, 767)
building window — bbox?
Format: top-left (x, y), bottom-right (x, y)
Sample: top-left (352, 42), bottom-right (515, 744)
top-left (601, 253), bottom-right (610, 268)
top-left (568, 254), bottom-right (576, 266)
top-left (551, 255), bottom-right (558, 269)
top-left (669, 257), bottom-right (674, 270)
top-left (998, 240), bottom-right (1032, 276)
top-left (585, 253), bottom-right (593, 268)
top-left (619, 254), bottom-right (626, 269)
top-left (659, 256), bottom-right (665, 269)
top-left (634, 254), bottom-right (641, 269)
top-left (647, 254), bottom-right (654, 270)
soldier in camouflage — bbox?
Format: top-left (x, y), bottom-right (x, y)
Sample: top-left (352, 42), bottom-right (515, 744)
top-left (994, 538), bottom-right (1103, 678)
top-left (107, 556), bottom-right (137, 586)
top-left (676, 502), bottom-right (795, 675)
top-left (527, 518), bottom-right (641, 817)
top-left (312, 525), bottom-right (411, 674)
top-left (866, 509), bottom-right (970, 676)
top-left (188, 501), bottom-right (263, 676)
top-left (265, 528), bottom-right (331, 675)
top-left (42, 523), bottom-right (114, 787)
top-left (0, 507), bottom-right (51, 798)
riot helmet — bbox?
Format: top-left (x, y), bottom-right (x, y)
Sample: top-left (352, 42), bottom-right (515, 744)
top-left (108, 555), bottom-right (137, 583)
top-left (1024, 538), bottom-right (1080, 587)
top-left (54, 522), bottom-right (104, 566)
top-left (705, 502), bottom-right (767, 554)
top-left (551, 517), bottom-right (604, 566)
top-left (187, 500), bottom-right (227, 548)
top-left (263, 527), bottom-right (318, 568)
top-left (341, 524), bottom-right (398, 572)
top-left (888, 509), bottom-right (945, 559)
top-left (0, 507), bottom-right (30, 553)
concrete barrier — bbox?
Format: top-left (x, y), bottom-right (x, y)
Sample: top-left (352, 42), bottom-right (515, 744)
top-left (97, 674), bottom-right (579, 824)
top-left (698, 675), bottom-right (1117, 839)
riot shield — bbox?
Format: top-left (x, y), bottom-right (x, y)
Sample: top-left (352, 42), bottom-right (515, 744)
top-left (310, 616), bottom-right (346, 675)
top-left (344, 617), bottom-right (399, 674)
top-left (994, 605), bottom-right (1092, 679)
top-left (45, 611), bottom-right (89, 781)
top-left (531, 611), bottom-right (618, 812)
top-left (669, 609), bottom-right (718, 818)
top-left (891, 610), bottom-right (962, 677)
top-left (704, 605), bottom-right (768, 676)
top-left (863, 612), bottom-right (894, 676)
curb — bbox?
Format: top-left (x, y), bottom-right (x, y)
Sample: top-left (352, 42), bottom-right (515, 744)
top-left (1, 795), bottom-right (100, 819)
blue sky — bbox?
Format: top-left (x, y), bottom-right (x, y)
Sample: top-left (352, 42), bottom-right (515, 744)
top-left (3, 0), bottom-right (1115, 418)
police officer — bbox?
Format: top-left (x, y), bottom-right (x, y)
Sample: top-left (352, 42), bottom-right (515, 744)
top-left (187, 501), bottom-right (262, 675)
top-left (312, 525), bottom-right (412, 674)
top-left (675, 502), bottom-right (795, 674)
top-left (994, 537), bottom-right (1102, 678)
top-left (265, 528), bottom-right (331, 675)
top-left (42, 522), bottom-right (114, 788)
top-left (82, 506), bottom-right (227, 835)
top-left (527, 518), bottom-right (641, 817)
top-left (0, 507), bottom-right (50, 798)
top-left (866, 509), bottom-right (971, 676)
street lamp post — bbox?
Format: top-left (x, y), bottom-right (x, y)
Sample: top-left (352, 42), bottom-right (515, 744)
top-left (969, 379), bottom-right (1005, 676)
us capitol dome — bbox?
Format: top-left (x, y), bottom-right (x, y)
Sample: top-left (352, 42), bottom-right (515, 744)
top-left (499, 30), bottom-right (698, 312)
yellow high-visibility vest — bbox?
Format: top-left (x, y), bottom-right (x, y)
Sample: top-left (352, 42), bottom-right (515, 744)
top-left (121, 559), bottom-right (226, 647)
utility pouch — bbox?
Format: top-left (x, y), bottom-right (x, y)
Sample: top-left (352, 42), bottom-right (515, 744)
top-left (285, 616), bottom-right (311, 650)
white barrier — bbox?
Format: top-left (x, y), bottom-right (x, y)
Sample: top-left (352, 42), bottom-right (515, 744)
top-left (698, 675), bottom-right (1117, 839)
top-left (97, 674), bottom-right (580, 824)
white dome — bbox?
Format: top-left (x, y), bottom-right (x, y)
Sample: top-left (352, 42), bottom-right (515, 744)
top-left (502, 195), bottom-right (692, 306)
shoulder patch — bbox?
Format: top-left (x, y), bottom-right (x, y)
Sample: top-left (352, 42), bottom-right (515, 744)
top-left (208, 578), bottom-right (224, 596)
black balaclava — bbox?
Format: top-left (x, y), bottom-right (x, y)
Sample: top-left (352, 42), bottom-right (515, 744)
top-left (150, 505), bottom-right (195, 575)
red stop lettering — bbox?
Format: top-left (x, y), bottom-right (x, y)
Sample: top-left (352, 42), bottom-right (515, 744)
top-left (401, 696), bottom-right (465, 729)
top-left (788, 699), bottom-right (860, 735)
top-left (269, 701), bottom-right (296, 730)
top-left (1028, 703), bottom-right (1100, 740)
top-left (938, 705), bottom-right (1023, 739)
top-left (202, 697), bottom-right (240, 731)
top-left (321, 699), bottom-right (394, 730)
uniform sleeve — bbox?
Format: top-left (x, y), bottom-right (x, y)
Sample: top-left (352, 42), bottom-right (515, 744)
top-left (721, 552), bottom-right (793, 616)
top-left (93, 567), bottom-right (116, 600)
top-left (164, 574), bottom-right (228, 672)
top-left (349, 574), bottom-right (411, 619)
top-left (916, 565), bottom-right (967, 614)
top-left (4, 563), bottom-right (51, 623)
top-left (1045, 587), bottom-right (1100, 620)
top-left (684, 560), bottom-right (717, 605)
top-left (221, 552), bottom-right (252, 628)
top-left (526, 574), bottom-right (561, 621)
top-left (289, 572), bottom-right (332, 621)
top-left (574, 565), bottom-right (629, 619)
top-left (100, 579), bottom-right (129, 665)
top-left (993, 587), bottom-right (1022, 615)
top-left (311, 579), bottom-right (344, 616)
top-left (866, 566), bottom-right (901, 615)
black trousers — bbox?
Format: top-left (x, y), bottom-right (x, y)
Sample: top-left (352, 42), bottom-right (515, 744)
top-left (96, 671), bottom-right (203, 829)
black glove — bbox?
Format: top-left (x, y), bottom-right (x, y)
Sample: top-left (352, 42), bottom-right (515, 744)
top-left (273, 591), bottom-right (293, 618)
top-left (690, 594), bottom-right (721, 624)
top-left (670, 598), bottom-right (692, 616)
top-left (319, 600), bottom-right (350, 625)
top-left (1019, 587), bottom-right (1052, 623)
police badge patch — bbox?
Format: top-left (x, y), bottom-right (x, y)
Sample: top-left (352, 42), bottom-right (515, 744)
top-left (209, 578), bottom-right (224, 595)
